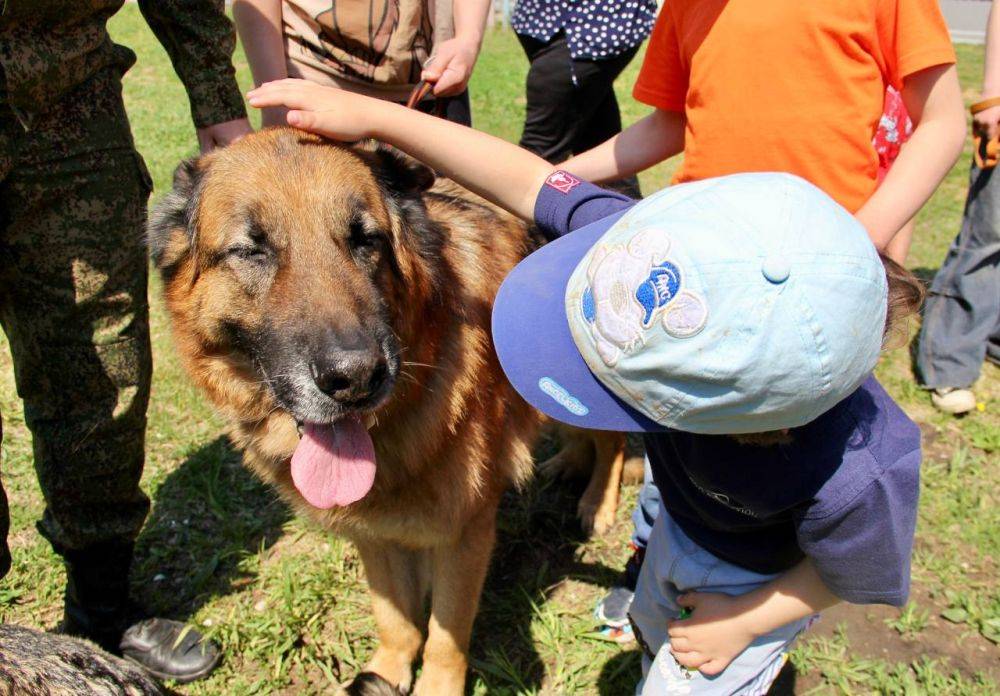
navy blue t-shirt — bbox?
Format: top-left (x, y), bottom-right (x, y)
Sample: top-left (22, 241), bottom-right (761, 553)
top-left (533, 177), bottom-right (922, 606)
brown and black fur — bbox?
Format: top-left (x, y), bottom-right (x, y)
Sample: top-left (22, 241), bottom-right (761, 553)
top-left (0, 624), bottom-right (164, 696)
top-left (148, 128), bottom-right (541, 695)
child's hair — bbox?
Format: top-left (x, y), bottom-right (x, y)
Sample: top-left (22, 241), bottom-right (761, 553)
top-left (734, 255), bottom-right (924, 447)
top-left (880, 253), bottom-right (925, 349)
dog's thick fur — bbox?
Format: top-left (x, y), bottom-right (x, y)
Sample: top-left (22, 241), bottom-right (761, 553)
top-left (0, 624), bottom-right (164, 696)
top-left (148, 129), bottom-right (541, 695)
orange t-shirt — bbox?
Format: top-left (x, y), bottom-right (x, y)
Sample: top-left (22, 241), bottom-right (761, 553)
top-left (633, 0), bottom-right (956, 212)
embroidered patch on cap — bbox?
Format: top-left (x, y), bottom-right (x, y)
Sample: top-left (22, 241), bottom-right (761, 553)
top-left (538, 377), bottom-right (589, 416)
top-left (545, 170), bottom-right (582, 194)
top-left (579, 228), bottom-right (709, 366)
top-left (662, 290), bottom-right (708, 338)
top-left (635, 261), bottom-right (681, 327)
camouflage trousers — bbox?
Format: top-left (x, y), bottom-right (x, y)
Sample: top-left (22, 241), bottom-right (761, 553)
top-left (0, 68), bottom-right (153, 579)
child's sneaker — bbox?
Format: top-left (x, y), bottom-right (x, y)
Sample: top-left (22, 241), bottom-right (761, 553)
top-left (594, 544), bottom-right (645, 643)
top-left (931, 387), bottom-right (976, 415)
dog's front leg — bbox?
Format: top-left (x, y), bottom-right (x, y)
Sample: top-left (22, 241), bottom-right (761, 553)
top-left (353, 540), bottom-right (430, 694)
top-left (413, 505), bottom-right (497, 696)
top-left (578, 431), bottom-right (625, 535)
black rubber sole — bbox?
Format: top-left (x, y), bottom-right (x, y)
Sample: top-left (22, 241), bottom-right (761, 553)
top-left (122, 649), bottom-right (222, 685)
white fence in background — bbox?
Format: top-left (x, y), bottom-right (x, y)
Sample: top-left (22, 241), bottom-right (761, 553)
top-left (941, 0), bottom-right (992, 44)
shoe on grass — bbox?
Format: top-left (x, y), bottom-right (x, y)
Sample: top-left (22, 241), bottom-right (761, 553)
top-left (594, 544), bottom-right (646, 642)
top-left (931, 387), bottom-right (976, 415)
top-left (120, 618), bottom-right (221, 684)
top-left (61, 542), bottom-right (221, 684)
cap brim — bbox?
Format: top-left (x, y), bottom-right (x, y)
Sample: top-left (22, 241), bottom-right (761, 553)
top-left (492, 212), bottom-right (667, 432)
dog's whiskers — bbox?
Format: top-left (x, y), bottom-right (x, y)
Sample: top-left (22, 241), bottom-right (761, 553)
top-left (398, 369), bottom-right (434, 392)
top-left (401, 360), bottom-right (440, 371)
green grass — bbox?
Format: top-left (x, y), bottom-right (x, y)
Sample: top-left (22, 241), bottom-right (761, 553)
top-left (0, 8), bottom-right (997, 694)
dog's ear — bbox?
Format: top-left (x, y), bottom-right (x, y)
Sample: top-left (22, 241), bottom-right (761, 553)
top-left (147, 157), bottom-right (204, 273)
top-left (370, 145), bottom-right (435, 197)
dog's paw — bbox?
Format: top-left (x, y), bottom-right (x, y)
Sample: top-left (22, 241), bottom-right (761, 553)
top-left (345, 672), bottom-right (407, 696)
top-left (578, 498), bottom-right (615, 537)
top-left (621, 454), bottom-right (646, 485)
top-left (537, 446), bottom-right (592, 480)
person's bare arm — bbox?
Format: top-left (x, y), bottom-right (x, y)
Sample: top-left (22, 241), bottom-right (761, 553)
top-left (232, 0), bottom-right (290, 126)
top-left (248, 79), bottom-right (555, 218)
top-left (855, 64), bottom-right (966, 249)
top-left (560, 108), bottom-right (686, 183)
top-left (667, 558), bottom-right (839, 675)
top-left (422, 0), bottom-right (492, 96)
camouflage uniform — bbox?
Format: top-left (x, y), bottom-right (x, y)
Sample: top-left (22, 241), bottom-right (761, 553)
top-left (0, 0), bottom-right (245, 579)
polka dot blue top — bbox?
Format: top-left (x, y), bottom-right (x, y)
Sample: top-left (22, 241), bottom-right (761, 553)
top-left (511, 0), bottom-right (658, 60)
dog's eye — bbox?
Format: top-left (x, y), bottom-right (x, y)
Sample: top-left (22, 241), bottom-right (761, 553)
top-left (348, 217), bottom-right (384, 254)
top-left (227, 245), bottom-right (270, 262)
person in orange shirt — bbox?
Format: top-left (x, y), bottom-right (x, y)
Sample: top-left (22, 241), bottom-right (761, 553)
top-left (561, 0), bottom-right (966, 254)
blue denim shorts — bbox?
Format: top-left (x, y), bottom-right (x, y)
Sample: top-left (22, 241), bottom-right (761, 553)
top-left (628, 509), bottom-right (816, 695)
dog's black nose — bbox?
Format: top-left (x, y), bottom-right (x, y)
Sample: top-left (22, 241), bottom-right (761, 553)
top-left (312, 349), bottom-right (387, 403)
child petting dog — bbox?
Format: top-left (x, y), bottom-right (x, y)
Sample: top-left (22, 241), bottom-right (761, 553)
top-left (249, 82), bottom-right (927, 695)
top-left (247, 1), bottom-right (963, 689)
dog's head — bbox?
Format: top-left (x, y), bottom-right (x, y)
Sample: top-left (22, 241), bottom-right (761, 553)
top-left (149, 130), bottom-right (440, 507)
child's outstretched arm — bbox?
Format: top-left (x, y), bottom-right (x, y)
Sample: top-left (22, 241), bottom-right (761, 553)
top-left (560, 108), bottom-right (686, 183)
top-left (666, 558), bottom-right (839, 675)
top-left (856, 64), bottom-right (966, 249)
top-left (247, 79), bottom-right (555, 220)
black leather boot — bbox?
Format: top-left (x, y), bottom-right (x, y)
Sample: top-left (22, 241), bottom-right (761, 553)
top-left (119, 617), bottom-right (221, 684)
top-left (61, 541), bottom-right (221, 683)
top-left (61, 541), bottom-right (135, 652)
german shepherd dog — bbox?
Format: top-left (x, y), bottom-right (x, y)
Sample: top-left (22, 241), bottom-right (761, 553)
top-left (0, 624), bottom-right (164, 696)
top-left (148, 128), bottom-right (541, 695)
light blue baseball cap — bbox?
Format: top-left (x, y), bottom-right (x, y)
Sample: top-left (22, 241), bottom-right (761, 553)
top-left (492, 172), bottom-right (888, 435)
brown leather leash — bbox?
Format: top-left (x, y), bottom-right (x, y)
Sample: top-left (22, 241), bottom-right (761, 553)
top-left (405, 79), bottom-right (447, 117)
top-left (406, 80), bottom-right (434, 110)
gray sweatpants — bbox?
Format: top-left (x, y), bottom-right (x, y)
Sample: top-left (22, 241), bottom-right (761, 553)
top-left (916, 158), bottom-right (1000, 389)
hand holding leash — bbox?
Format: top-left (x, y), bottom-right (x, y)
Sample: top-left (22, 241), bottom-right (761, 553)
top-left (420, 38), bottom-right (479, 97)
top-left (971, 96), bottom-right (1000, 169)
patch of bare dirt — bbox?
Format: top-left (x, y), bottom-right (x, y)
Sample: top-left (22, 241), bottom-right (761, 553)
top-left (796, 580), bottom-right (999, 693)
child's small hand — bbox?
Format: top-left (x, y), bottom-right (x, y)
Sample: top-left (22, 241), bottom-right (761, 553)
top-left (667, 592), bottom-right (759, 676)
top-left (247, 80), bottom-right (380, 142)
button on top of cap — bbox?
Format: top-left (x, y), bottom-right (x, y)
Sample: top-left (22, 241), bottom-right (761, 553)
top-left (762, 255), bottom-right (791, 284)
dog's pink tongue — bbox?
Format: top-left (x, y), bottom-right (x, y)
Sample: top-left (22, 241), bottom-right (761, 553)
top-left (291, 418), bottom-right (376, 509)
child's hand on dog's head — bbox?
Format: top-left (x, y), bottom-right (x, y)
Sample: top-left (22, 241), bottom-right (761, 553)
top-left (667, 592), bottom-right (760, 676)
top-left (248, 79), bottom-right (384, 142)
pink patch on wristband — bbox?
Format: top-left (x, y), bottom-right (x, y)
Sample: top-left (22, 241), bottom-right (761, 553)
top-left (546, 170), bottom-right (582, 194)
